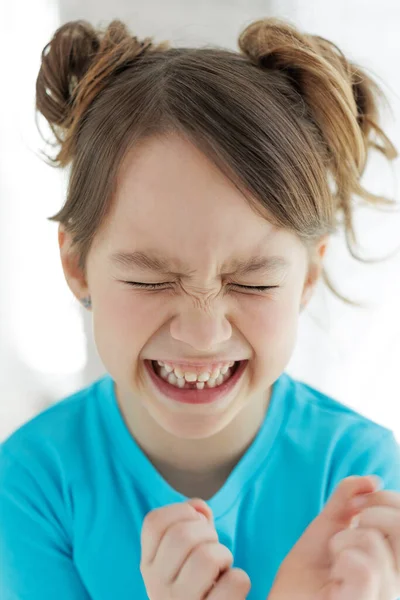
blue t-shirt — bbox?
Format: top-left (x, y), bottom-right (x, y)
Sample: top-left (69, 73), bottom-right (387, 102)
top-left (1, 371), bottom-right (400, 600)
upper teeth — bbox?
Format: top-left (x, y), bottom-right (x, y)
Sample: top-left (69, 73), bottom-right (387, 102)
top-left (157, 360), bottom-right (235, 383)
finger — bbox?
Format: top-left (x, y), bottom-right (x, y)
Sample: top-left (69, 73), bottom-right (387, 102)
top-left (351, 489), bottom-right (400, 512)
top-left (323, 476), bottom-right (379, 525)
top-left (186, 498), bottom-right (215, 526)
top-left (329, 547), bottom-right (380, 600)
top-left (172, 541), bottom-right (233, 598)
top-left (206, 567), bottom-right (251, 600)
top-left (329, 526), bottom-right (394, 600)
top-left (154, 518), bottom-right (219, 584)
top-left (358, 506), bottom-right (400, 571)
top-left (140, 501), bottom-right (204, 566)
top-left (303, 476), bottom-right (380, 553)
top-left (330, 527), bottom-right (395, 575)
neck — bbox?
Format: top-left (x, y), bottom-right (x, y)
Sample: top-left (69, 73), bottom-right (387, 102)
top-left (115, 382), bottom-right (272, 496)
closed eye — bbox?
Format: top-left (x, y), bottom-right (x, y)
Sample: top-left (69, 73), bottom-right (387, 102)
top-left (123, 281), bottom-right (279, 292)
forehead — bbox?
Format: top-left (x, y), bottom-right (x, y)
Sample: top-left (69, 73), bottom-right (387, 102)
top-left (97, 133), bottom-right (302, 266)
top-left (112, 133), bottom-right (266, 224)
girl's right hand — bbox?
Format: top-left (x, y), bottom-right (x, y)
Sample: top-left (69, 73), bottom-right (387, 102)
top-left (140, 497), bottom-right (251, 599)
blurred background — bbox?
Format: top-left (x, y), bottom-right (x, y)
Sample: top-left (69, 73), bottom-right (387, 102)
top-left (1, 0), bottom-right (400, 442)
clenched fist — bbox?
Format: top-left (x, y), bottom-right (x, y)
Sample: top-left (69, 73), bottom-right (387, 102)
top-left (140, 497), bottom-right (251, 599)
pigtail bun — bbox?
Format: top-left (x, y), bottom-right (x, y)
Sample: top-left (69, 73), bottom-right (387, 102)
top-left (35, 20), bottom-right (169, 166)
top-left (36, 22), bottom-right (100, 150)
top-left (238, 18), bottom-right (398, 251)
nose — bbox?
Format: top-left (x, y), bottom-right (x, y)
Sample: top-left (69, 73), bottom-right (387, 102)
top-left (169, 307), bottom-right (232, 351)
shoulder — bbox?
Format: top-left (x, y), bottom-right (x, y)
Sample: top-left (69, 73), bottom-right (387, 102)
top-left (0, 374), bottom-right (111, 472)
top-left (283, 373), bottom-right (400, 493)
top-left (0, 375), bottom-right (113, 544)
top-left (286, 372), bottom-right (393, 440)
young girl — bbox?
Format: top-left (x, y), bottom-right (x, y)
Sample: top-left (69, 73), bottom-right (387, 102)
top-left (1, 15), bottom-right (400, 600)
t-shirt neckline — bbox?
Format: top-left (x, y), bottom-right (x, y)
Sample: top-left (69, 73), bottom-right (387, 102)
top-left (97, 371), bottom-right (293, 519)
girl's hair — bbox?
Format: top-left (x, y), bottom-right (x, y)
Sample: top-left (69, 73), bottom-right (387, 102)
top-left (36, 17), bottom-right (399, 307)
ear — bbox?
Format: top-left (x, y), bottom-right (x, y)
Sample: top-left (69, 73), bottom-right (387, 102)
top-left (58, 224), bottom-right (90, 302)
top-left (300, 235), bottom-right (329, 309)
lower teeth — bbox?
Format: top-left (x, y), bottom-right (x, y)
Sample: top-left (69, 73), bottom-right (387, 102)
top-left (153, 362), bottom-right (238, 389)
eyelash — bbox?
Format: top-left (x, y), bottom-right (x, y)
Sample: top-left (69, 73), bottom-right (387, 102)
top-left (123, 282), bottom-right (278, 292)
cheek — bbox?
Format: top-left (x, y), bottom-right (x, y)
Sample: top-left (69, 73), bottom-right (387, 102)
top-left (245, 299), bottom-right (291, 334)
top-left (103, 290), bottom-right (158, 336)
top-left (92, 287), bottom-right (155, 356)
top-left (244, 299), bottom-right (299, 356)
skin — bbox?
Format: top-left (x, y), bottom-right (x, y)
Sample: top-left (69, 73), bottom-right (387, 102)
top-left (59, 131), bottom-right (328, 499)
top-left (140, 476), bottom-right (400, 599)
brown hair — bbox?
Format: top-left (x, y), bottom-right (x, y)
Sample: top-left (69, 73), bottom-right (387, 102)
top-left (35, 17), bottom-right (399, 307)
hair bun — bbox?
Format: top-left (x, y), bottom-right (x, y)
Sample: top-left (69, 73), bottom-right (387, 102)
top-left (238, 17), bottom-right (350, 97)
top-left (36, 20), bottom-right (100, 133)
top-left (238, 15), bottom-right (398, 253)
top-left (35, 20), bottom-right (166, 165)
top-left (238, 18), bottom-right (375, 176)
top-left (238, 17), bottom-right (318, 69)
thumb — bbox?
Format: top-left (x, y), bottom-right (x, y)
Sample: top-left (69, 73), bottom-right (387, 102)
top-left (301, 475), bottom-right (381, 554)
top-left (186, 498), bottom-right (215, 526)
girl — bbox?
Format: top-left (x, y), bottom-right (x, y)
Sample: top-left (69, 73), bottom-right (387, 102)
top-left (1, 16), bottom-right (400, 600)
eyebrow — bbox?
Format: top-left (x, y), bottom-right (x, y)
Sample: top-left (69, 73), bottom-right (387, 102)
top-left (110, 250), bottom-right (289, 276)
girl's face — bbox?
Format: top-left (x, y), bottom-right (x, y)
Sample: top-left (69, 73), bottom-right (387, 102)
top-left (61, 132), bottom-right (327, 440)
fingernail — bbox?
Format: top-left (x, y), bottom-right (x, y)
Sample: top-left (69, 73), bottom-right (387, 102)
top-left (197, 512), bottom-right (208, 522)
top-left (368, 475), bottom-right (383, 490)
top-left (352, 495), bottom-right (368, 509)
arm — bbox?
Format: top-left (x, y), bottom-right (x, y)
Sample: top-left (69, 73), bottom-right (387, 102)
top-left (0, 444), bottom-right (91, 600)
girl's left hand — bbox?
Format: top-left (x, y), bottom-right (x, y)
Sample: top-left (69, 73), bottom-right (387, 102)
top-left (328, 488), bottom-right (400, 600)
top-left (268, 476), bottom-right (400, 600)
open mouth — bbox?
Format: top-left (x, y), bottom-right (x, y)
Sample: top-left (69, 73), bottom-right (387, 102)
top-left (145, 359), bottom-right (247, 405)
